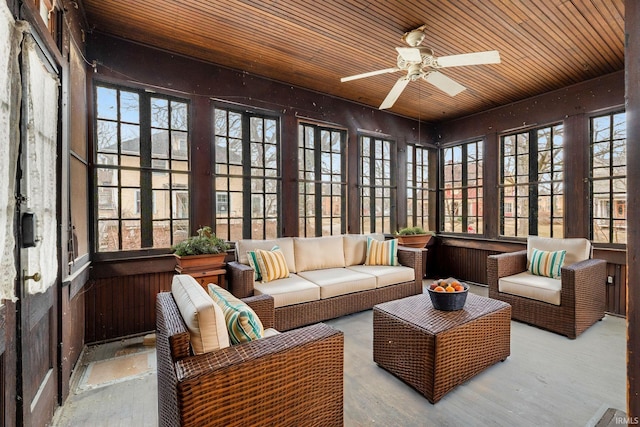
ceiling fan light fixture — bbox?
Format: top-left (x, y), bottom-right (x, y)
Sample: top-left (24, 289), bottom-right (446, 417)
top-left (401, 26), bottom-right (427, 47)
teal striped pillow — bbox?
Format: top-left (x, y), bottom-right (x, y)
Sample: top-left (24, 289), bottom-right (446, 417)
top-left (207, 284), bottom-right (264, 344)
top-left (364, 237), bottom-right (398, 266)
top-left (529, 248), bottom-right (566, 278)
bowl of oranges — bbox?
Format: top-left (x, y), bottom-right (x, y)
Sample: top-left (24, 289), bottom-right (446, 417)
top-left (427, 278), bottom-right (469, 311)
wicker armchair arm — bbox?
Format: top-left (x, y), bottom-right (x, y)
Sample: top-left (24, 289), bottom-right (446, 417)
top-left (227, 261), bottom-right (255, 298)
top-left (242, 293), bottom-right (275, 329)
top-left (560, 258), bottom-right (607, 301)
top-left (174, 323), bottom-right (344, 426)
top-left (487, 250), bottom-right (527, 295)
top-left (397, 246), bottom-right (423, 283)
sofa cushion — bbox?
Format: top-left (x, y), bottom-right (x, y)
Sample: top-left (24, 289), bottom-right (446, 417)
top-left (254, 273), bottom-right (320, 308)
top-left (294, 235), bottom-right (346, 272)
top-left (365, 237), bottom-right (398, 266)
top-left (297, 268), bottom-right (376, 299)
top-left (527, 236), bottom-right (590, 267)
top-left (529, 248), bottom-right (566, 278)
top-left (208, 283), bottom-right (264, 344)
top-left (347, 264), bottom-right (414, 288)
top-left (256, 248), bottom-right (290, 282)
top-left (235, 238), bottom-right (297, 273)
top-left (498, 271), bottom-right (562, 305)
top-left (343, 233), bottom-right (384, 266)
top-left (171, 275), bottom-right (230, 354)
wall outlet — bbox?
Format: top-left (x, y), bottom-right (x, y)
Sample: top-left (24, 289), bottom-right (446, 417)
top-left (607, 275), bottom-right (614, 284)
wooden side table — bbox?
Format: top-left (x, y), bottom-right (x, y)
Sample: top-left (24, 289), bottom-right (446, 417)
top-left (175, 267), bottom-right (227, 290)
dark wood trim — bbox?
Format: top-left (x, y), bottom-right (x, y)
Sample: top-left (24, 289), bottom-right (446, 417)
top-left (626, 0), bottom-right (640, 418)
top-left (90, 254), bottom-right (177, 279)
top-left (62, 261), bottom-right (91, 300)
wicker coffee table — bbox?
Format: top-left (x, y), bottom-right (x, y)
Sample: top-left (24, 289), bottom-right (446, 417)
top-left (373, 292), bottom-right (511, 403)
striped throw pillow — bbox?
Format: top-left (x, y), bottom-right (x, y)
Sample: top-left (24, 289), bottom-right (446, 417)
top-left (246, 245), bottom-right (280, 281)
top-left (529, 248), bottom-right (566, 278)
top-left (364, 237), bottom-right (398, 266)
top-left (208, 284), bottom-right (264, 344)
top-left (255, 248), bottom-right (290, 282)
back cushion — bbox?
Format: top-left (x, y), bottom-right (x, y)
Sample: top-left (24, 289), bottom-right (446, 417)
top-left (171, 275), bottom-right (230, 354)
top-left (343, 233), bottom-right (384, 266)
top-left (527, 236), bottom-right (591, 267)
top-left (235, 237), bottom-right (297, 273)
top-left (294, 235), bottom-right (346, 272)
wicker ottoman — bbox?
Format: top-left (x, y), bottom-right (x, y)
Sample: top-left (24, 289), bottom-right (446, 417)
top-left (373, 292), bottom-right (511, 403)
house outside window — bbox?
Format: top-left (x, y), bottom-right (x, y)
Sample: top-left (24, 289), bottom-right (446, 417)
top-left (590, 111), bottom-right (626, 244)
top-left (406, 144), bottom-right (431, 231)
top-left (94, 83), bottom-right (190, 252)
top-left (298, 123), bottom-right (346, 237)
top-left (214, 108), bottom-right (280, 241)
top-left (441, 140), bottom-right (483, 234)
top-left (359, 135), bottom-right (395, 234)
top-left (500, 124), bottom-right (563, 238)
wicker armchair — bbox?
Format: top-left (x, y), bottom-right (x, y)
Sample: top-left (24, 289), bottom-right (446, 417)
top-left (487, 237), bottom-right (606, 339)
top-left (156, 290), bottom-right (344, 427)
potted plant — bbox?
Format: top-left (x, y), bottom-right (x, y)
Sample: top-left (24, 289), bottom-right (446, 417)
top-left (171, 226), bottom-right (231, 273)
top-left (395, 226), bottom-right (435, 248)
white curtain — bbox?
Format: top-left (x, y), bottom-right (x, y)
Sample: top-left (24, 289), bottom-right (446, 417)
top-left (22, 34), bottom-right (59, 294)
top-left (0, 2), bottom-right (25, 302)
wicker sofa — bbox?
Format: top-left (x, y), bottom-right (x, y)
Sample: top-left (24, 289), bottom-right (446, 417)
top-left (156, 274), bottom-right (344, 427)
top-left (228, 234), bottom-right (424, 331)
top-left (487, 236), bottom-right (606, 339)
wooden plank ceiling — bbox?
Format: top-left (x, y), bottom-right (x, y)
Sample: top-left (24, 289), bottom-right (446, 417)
top-left (80, 0), bottom-right (625, 122)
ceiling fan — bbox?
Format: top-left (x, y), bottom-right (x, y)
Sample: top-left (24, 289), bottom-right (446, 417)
top-left (340, 24), bottom-right (501, 109)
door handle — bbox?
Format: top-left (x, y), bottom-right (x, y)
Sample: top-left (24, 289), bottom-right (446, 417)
top-left (23, 271), bottom-right (41, 283)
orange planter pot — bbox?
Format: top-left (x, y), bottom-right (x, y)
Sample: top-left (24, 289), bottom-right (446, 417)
top-left (396, 234), bottom-right (433, 248)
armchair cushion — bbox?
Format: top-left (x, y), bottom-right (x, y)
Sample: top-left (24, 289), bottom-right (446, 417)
top-left (172, 275), bottom-right (230, 354)
top-left (527, 236), bottom-right (591, 267)
top-left (498, 271), bottom-right (562, 305)
top-left (208, 284), bottom-right (264, 344)
top-left (529, 248), bottom-right (566, 278)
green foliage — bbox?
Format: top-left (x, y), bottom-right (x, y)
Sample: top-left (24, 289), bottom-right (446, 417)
top-left (171, 226), bottom-right (230, 256)
top-left (396, 226), bottom-right (434, 236)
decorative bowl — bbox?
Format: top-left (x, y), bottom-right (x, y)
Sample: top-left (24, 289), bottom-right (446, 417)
top-left (427, 280), bottom-right (469, 311)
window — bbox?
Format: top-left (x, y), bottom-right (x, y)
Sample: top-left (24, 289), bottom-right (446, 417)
top-left (360, 135), bottom-right (395, 234)
top-left (500, 125), bottom-right (563, 238)
top-left (216, 192), bottom-right (229, 215)
top-left (590, 112), bottom-right (626, 244)
top-left (214, 108), bottom-right (280, 241)
top-left (406, 144), bottom-right (431, 230)
top-left (298, 123), bottom-right (346, 236)
top-left (441, 141), bottom-right (483, 234)
top-left (94, 84), bottom-right (190, 252)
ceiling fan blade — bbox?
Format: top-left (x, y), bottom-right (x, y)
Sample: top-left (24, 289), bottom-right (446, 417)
top-left (341, 68), bottom-right (399, 82)
top-left (437, 50), bottom-right (501, 67)
top-left (395, 47), bottom-right (422, 62)
top-left (379, 77), bottom-right (410, 109)
top-left (424, 71), bottom-right (466, 96)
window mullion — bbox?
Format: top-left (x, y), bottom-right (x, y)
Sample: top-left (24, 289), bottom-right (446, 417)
top-left (528, 130), bottom-right (538, 236)
top-left (138, 92), bottom-right (153, 247)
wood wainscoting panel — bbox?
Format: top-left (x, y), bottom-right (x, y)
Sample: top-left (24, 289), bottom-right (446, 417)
top-left (85, 271), bottom-right (174, 343)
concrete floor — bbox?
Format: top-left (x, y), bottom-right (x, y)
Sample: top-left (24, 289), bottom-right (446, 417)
top-left (52, 282), bottom-right (628, 427)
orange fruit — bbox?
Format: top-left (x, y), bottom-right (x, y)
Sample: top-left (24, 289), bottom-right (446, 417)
top-left (445, 286), bottom-right (455, 292)
top-left (454, 285), bottom-right (464, 292)
top-left (434, 286), bottom-right (445, 292)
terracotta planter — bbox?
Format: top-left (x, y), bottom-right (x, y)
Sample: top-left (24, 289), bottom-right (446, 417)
top-left (174, 253), bottom-right (227, 274)
top-left (396, 234), bottom-right (433, 248)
